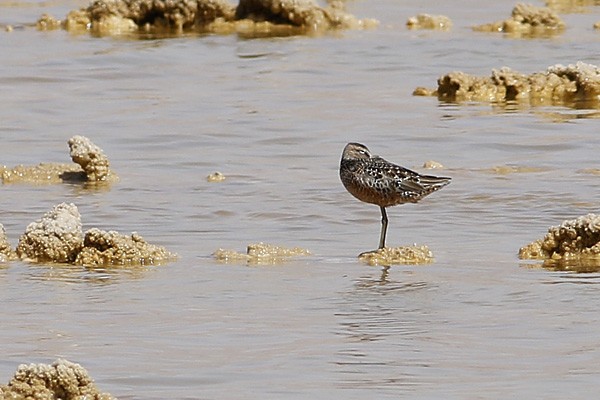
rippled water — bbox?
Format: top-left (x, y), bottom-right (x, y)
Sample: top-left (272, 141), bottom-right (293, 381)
top-left (3, 0), bottom-right (600, 398)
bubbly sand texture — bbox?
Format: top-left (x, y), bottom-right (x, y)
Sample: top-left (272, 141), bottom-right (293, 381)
top-left (358, 245), bottom-right (434, 266)
top-left (0, 359), bottom-right (115, 400)
top-left (68, 135), bottom-right (116, 182)
top-left (406, 13), bottom-right (452, 30)
top-left (520, 214), bottom-right (600, 263)
top-left (75, 228), bottom-right (177, 266)
top-left (473, 3), bottom-right (565, 37)
top-left (16, 203), bottom-right (84, 263)
top-left (419, 62), bottom-right (600, 107)
top-left (38, 0), bottom-right (377, 36)
top-left (0, 224), bottom-right (15, 263)
top-left (214, 242), bottom-right (310, 264)
top-left (1, 163), bottom-right (83, 184)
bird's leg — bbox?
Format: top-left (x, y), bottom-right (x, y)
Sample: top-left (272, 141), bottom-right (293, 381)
top-left (358, 206), bottom-right (389, 258)
top-left (378, 206), bottom-right (388, 249)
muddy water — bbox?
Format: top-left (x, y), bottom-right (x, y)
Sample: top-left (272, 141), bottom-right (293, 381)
top-left (3, 0), bottom-right (600, 398)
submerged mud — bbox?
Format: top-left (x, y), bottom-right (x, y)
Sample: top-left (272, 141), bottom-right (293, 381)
top-left (0, 359), bottom-right (115, 400)
top-left (214, 242), bottom-right (310, 264)
top-left (36, 0), bottom-right (377, 37)
top-left (520, 214), bottom-right (600, 271)
top-left (415, 62), bottom-right (600, 108)
top-left (358, 245), bottom-right (434, 266)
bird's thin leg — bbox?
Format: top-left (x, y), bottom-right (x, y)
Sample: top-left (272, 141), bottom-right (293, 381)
top-left (378, 206), bottom-right (388, 249)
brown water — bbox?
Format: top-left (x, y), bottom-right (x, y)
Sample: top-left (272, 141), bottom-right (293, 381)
top-left (3, 0), bottom-right (600, 398)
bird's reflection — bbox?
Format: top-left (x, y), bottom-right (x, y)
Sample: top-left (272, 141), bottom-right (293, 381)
top-left (334, 266), bottom-right (435, 390)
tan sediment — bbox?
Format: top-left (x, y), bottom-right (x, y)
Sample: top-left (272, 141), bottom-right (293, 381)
top-left (2, 136), bottom-right (117, 185)
top-left (519, 214), bottom-right (600, 271)
top-left (214, 242), bottom-right (310, 264)
top-left (36, 13), bottom-right (62, 30)
top-left (0, 359), bottom-right (115, 400)
top-left (75, 228), bottom-right (177, 266)
top-left (13, 203), bottom-right (176, 266)
top-left (578, 168), bottom-right (600, 176)
top-left (68, 135), bottom-right (117, 183)
top-left (207, 171), bottom-right (226, 182)
top-left (483, 165), bottom-right (548, 175)
top-left (358, 245), bottom-right (434, 266)
top-left (37, 0), bottom-right (377, 37)
top-left (422, 160), bottom-right (445, 170)
top-left (406, 13), bottom-right (452, 30)
top-left (473, 3), bottom-right (565, 38)
top-left (0, 224), bottom-right (15, 263)
top-left (16, 203), bottom-right (84, 263)
top-left (418, 62), bottom-right (600, 108)
top-left (1, 163), bottom-right (84, 184)
top-left (545, 0), bottom-right (598, 13)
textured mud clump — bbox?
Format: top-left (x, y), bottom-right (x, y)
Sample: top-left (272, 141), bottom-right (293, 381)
top-left (0, 359), bottom-right (115, 400)
top-left (418, 62), bottom-right (600, 107)
top-left (41, 0), bottom-right (376, 36)
top-left (16, 203), bottom-right (84, 263)
top-left (473, 3), bottom-right (565, 37)
top-left (68, 135), bottom-right (116, 182)
top-left (0, 224), bottom-right (15, 263)
top-left (234, 0), bottom-right (374, 31)
top-left (2, 136), bottom-right (116, 185)
top-left (12, 203), bottom-right (175, 266)
top-left (406, 14), bottom-right (452, 30)
top-left (359, 245), bottom-right (434, 266)
top-left (519, 214), bottom-right (600, 263)
top-left (422, 160), bottom-right (445, 170)
top-left (36, 13), bottom-right (62, 30)
top-left (207, 171), bottom-right (226, 182)
top-left (214, 242), bottom-right (310, 264)
top-left (75, 228), bottom-right (177, 266)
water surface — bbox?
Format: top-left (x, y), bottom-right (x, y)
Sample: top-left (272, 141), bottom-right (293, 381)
top-left (2, 0), bottom-right (600, 398)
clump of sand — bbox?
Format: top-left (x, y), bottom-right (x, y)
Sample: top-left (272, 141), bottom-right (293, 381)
top-left (358, 245), bottom-right (434, 266)
top-left (16, 203), bottom-right (84, 263)
top-left (422, 160), bottom-right (445, 170)
top-left (0, 224), bottom-right (15, 263)
top-left (415, 61), bottom-right (600, 108)
top-left (406, 13), bottom-right (452, 30)
top-left (214, 242), bottom-right (310, 264)
top-left (12, 203), bottom-right (176, 267)
top-left (75, 228), bottom-right (177, 266)
top-left (207, 171), bottom-right (226, 182)
top-left (0, 359), bottom-right (115, 400)
top-left (2, 136), bottom-right (117, 185)
top-left (519, 214), bottom-right (600, 264)
top-left (68, 135), bottom-right (115, 182)
top-left (473, 3), bottom-right (565, 37)
top-left (37, 0), bottom-right (378, 36)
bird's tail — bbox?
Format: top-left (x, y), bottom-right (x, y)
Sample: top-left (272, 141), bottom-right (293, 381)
top-left (420, 174), bottom-right (451, 189)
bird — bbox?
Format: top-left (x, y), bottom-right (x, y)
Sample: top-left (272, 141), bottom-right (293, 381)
top-left (339, 142), bottom-right (451, 252)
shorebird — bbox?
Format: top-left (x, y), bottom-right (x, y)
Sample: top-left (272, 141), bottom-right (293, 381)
top-left (339, 142), bottom-right (451, 251)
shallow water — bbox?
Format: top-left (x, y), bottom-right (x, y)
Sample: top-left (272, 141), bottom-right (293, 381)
top-left (2, 0), bottom-right (600, 398)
